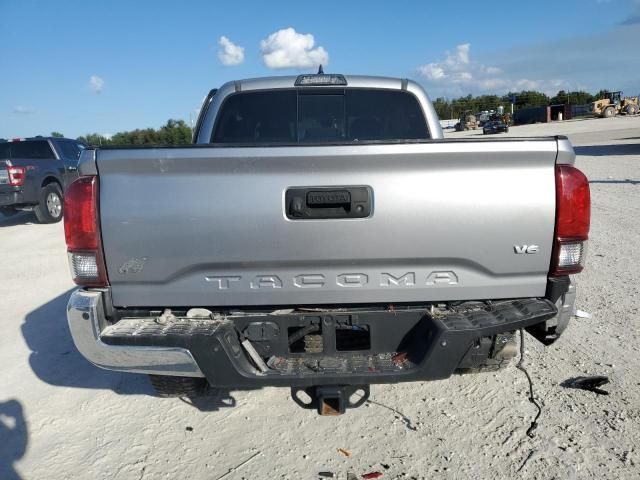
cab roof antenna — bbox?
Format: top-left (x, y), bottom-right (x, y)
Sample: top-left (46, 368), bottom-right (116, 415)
top-left (317, 65), bottom-right (324, 74)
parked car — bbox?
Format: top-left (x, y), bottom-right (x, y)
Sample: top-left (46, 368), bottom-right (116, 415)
top-left (0, 137), bottom-right (86, 222)
top-left (482, 120), bottom-right (509, 135)
top-left (483, 120), bottom-right (509, 134)
top-left (65, 74), bottom-right (590, 415)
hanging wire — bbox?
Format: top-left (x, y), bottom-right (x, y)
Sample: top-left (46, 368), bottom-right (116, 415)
top-left (515, 328), bottom-right (542, 438)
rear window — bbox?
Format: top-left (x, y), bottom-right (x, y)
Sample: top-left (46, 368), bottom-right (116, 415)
top-left (212, 89), bottom-right (429, 144)
top-left (56, 140), bottom-right (85, 160)
top-left (0, 140), bottom-right (56, 159)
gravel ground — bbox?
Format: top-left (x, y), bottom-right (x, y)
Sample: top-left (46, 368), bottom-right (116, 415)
top-left (1, 116), bottom-right (639, 480)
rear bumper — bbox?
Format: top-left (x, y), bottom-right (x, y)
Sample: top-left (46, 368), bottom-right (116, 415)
top-left (0, 189), bottom-right (24, 207)
top-left (68, 289), bottom-right (558, 387)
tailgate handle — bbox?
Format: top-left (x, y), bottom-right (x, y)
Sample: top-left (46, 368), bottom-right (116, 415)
top-left (286, 186), bottom-right (372, 219)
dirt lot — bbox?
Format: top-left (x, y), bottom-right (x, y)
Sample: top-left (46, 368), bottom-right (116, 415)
top-left (1, 116), bottom-right (639, 480)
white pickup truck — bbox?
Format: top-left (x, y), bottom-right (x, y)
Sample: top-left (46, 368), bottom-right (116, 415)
top-left (64, 73), bottom-right (590, 414)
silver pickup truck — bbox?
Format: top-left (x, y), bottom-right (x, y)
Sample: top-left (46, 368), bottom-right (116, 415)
top-left (65, 73), bottom-right (590, 414)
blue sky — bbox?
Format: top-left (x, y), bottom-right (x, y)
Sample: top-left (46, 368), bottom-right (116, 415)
top-left (1, 0), bottom-right (639, 138)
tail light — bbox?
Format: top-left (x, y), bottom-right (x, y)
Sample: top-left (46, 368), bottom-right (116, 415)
top-left (63, 176), bottom-right (109, 287)
top-left (550, 165), bottom-right (590, 275)
top-left (8, 166), bottom-right (26, 186)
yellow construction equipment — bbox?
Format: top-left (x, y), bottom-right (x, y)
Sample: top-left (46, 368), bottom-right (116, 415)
top-left (455, 111), bottom-right (479, 131)
top-left (590, 91), bottom-right (639, 118)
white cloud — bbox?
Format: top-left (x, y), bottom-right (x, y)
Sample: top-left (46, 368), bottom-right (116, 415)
top-left (418, 44), bottom-right (475, 83)
top-left (13, 105), bottom-right (35, 114)
top-left (486, 21), bottom-right (640, 94)
top-left (218, 36), bottom-right (245, 66)
top-left (260, 27), bottom-right (328, 69)
top-left (89, 75), bottom-right (104, 94)
top-left (515, 79), bottom-right (542, 90)
top-left (418, 63), bottom-right (446, 80)
top-left (478, 78), bottom-right (508, 90)
top-left (483, 66), bottom-right (502, 75)
top-left (419, 13), bottom-right (640, 99)
top-left (417, 43), bottom-right (568, 97)
top-left (448, 43), bottom-right (470, 65)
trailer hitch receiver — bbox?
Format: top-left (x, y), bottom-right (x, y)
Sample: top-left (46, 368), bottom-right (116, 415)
top-left (291, 385), bottom-right (370, 415)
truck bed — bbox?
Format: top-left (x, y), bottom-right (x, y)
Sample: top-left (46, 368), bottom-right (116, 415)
top-left (93, 138), bottom-right (560, 308)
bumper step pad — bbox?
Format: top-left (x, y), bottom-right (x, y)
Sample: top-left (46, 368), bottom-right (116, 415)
top-left (437, 299), bottom-right (557, 332)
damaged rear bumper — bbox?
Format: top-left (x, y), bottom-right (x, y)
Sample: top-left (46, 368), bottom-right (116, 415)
top-left (67, 289), bottom-right (558, 387)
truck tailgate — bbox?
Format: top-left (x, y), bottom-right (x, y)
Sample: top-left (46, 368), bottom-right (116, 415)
top-left (97, 140), bottom-right (558, 307)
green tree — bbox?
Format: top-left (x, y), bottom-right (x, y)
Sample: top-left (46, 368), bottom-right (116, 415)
top-left (550, 90), bottom-right (594, 105)
top-left (511, 91), bottom-right (550, 109)
top-left (158, 119), bottom-right (192, 144)
top-left (571, 91), bottom-right (595, 105)
top-left (79, 118), bottom-right (192, 147)
top-left (51, 131), bottom-right (64, 138)
top-left (77, 133), bottom-right (111, 146)
top-left (432, 97), bottom-right (452, 120)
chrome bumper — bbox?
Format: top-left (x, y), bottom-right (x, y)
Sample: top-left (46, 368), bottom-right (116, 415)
top-left (66, 289), bottom-right (204, 377)
top-left (552, 278), bottom-right (576, 335)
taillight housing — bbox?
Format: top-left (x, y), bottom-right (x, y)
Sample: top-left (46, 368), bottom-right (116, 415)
top-left (64, 176), bottom-right (109, 287)
top-left (551, 165), bottom-right (590, 275)
top-left (8, 166), bottom-right (26, 186)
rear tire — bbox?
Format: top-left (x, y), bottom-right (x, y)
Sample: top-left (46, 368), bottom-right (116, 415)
top-left (625, 104), bottom-right (637, 115)
top-left (148, 375), bottom-right (207, 398)
top-left (603, 106), bottom-right (615, 118)
top-left (34, 183), bottom-right (63, 223)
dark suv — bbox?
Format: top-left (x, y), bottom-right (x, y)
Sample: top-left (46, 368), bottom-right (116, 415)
top-left (0, 137), bottom-right (85, 223)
